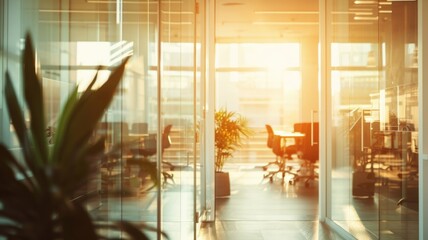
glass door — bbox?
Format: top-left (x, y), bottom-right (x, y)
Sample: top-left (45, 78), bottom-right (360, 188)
top-left (326, 0), bottom-right (419, 239)
top-left (159, 0), bottom-right (200, 239)
top-left (1, 0), bottom-right (201, 239)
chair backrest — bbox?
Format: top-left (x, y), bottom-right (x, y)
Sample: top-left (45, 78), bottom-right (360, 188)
top-left (162, 124), bottom-right (173, 150)
top-left (130, 134), bottom-right (157, 157)
top-left (303, 143), bottom-right (319, 162)
top-left (271, 135), bottom-right (284, 157)
top-left (131, 122), bottom-right (148, 134)
top-left (143, 134), bottom-right (157, 151)
top-left (265, 124), bottom-right (274, 149)
top-left (294, 122), bottom-right (319, 161)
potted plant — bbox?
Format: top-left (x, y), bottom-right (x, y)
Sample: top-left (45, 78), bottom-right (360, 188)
top-left (0, 34), bottom-right (163, 239)
top-left (214, 109), bottom-right (251, 196)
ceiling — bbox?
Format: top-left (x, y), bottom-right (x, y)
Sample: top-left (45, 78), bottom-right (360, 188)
top-left (215, 0), bottom-right (319, 43)
top-left (214, 0), bottom-right (416, 43)
top-left (36, 0), bottom-right (416, 43)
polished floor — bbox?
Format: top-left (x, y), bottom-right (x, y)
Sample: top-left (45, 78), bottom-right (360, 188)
top-left (198, 164), bottom-right (344, 240)
top-left (95, 161), bottom-right (418, 239)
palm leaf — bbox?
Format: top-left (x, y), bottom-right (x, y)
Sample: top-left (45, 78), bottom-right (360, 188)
top-left (4, 71), bottom-right (43, 187)
top-left (23, 33), bottom-right (48, 164)
top-left (0, 145), bottom-right (34, 198)
top-left (60, 204), bottom-right (98, 240)
top-left (54, 58), bottom-right (129, 166)
top-left (50, 87), bottom-right (78, 163)
top-left (0, 144), bottom-right (34, 189)
top-left (58, 138), bottom-right (105, 196)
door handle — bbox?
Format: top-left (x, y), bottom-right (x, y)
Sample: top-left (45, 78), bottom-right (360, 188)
top-left (311, 110), bottom-right (318, 146)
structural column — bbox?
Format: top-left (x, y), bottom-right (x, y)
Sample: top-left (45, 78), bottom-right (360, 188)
top-left (300, 37), bottom-right (319, 123)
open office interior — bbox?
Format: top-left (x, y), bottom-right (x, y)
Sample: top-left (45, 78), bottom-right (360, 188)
top-left (1, 0), bottom-right (428, 239)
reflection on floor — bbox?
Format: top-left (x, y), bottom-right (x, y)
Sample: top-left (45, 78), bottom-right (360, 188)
top-left (331, 167), bottom-right (418, 240)
top-left (200, 164), bottom-right (418, 240)
top-left (94, 164), bottom-right (196, 239)
top-left (199, 164), bottom-right (343, 240)
top-left (93, 163), bottom-right (418, 239)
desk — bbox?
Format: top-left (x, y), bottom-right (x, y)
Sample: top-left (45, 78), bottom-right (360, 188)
top-left (274, 131), bottom-right (305, 152)
top-left (274, 131), bottom-right (305, 140)
top-left (128, 133), bottom-right (149, 141)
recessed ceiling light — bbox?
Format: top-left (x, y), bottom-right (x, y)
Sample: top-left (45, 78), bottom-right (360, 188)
top-left (222, 2), bottom-right (244, 6)
top-left (253, 21), bottom-right (318, 25)
top-left (354, 16), bottom-right (379, 20)
top-left (354, 0), bottom-right (377, 4)
top-left (254, 11), bottom-right (318, 15)
top-left (354, 12), bottom-right (373, 16)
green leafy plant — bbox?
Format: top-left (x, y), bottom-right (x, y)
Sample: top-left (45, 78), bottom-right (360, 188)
top-left (214, 109), bottom-right (251, 172)
top-left (0, 34), bottom-right (163, 239)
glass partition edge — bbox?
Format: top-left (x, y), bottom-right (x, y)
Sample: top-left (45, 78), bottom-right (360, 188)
top-left (419, 0), bottom-right (428, 239)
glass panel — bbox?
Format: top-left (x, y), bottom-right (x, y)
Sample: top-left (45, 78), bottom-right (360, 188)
top-left (2, 0), bottom-right (201, 238)
top-left (1, 0), bottom-right (165, 238)
top-left (160, 0), bottom-right (197, 239)
top-left (1, 0), bottom-right (42, 149)
top-left (327, 0), bottom-right (419, 239)
top-left (377, 1), bottom-right (418, 239)
top-left (328, 0), bottom-right (382, 237)
top-left (112, 1), bottom-right (159, 238)
top-left (194, 0), bottom-right (203, 232)
top-left (43, 0), bottom-right (160, 238)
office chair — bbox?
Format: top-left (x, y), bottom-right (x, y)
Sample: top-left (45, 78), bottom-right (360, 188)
top-left (263, 135), bottom-right (298, 183)
top-left (295, 143), bottom-right (319, 187)
top-left (292, 122), bottom-right (319, 187)
top-left (262, 124), bottom-right (281, 171)
top-left (129, 134), bottom-right (157, 184)
top-left (130, 134), bottom-right (175, 185)
top-left (162, 124), bottom-right (174, 170)
top-left (131, 122), bottom-right (148, 134)
top-left (100, 122), bottom-right (130, 166)
top-left (161, 124), bottom-right (174, 183)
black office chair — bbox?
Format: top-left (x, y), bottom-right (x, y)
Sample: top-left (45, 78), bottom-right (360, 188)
top-left (130, 130), bottom-right (175, 185)
top-left (160, 124), bottom-right (174, 183)
top-left (131, 122), bottom-right (148, 134)
top-left (262, 124), bottom-right (281, 171)
top-left (99, 122), bottom-right (130, 167)
top-left (161, 124), bottom-right (174, 170)
top-left (293, 122), bottom-right (319, 187)
top-left (132, 134), bottom-right (157, 157)
top-left (128, 134), bottom-right (156, 184)
top-left (264, 135), bottom-right (298, 183)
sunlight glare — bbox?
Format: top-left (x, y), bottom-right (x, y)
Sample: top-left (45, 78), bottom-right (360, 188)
top-left (254, 43), bottom-right (300, 72)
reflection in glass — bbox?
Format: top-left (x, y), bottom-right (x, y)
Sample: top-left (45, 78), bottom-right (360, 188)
top-left (1, 0), bottom-right (199, 239)
top-left (327, 0), bottom-right (418, 239)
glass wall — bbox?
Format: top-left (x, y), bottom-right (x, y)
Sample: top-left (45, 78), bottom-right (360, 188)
top-left (326, 0), bottom-right (419, 239)
top-left (0, 0), bottom-right (201, 239)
